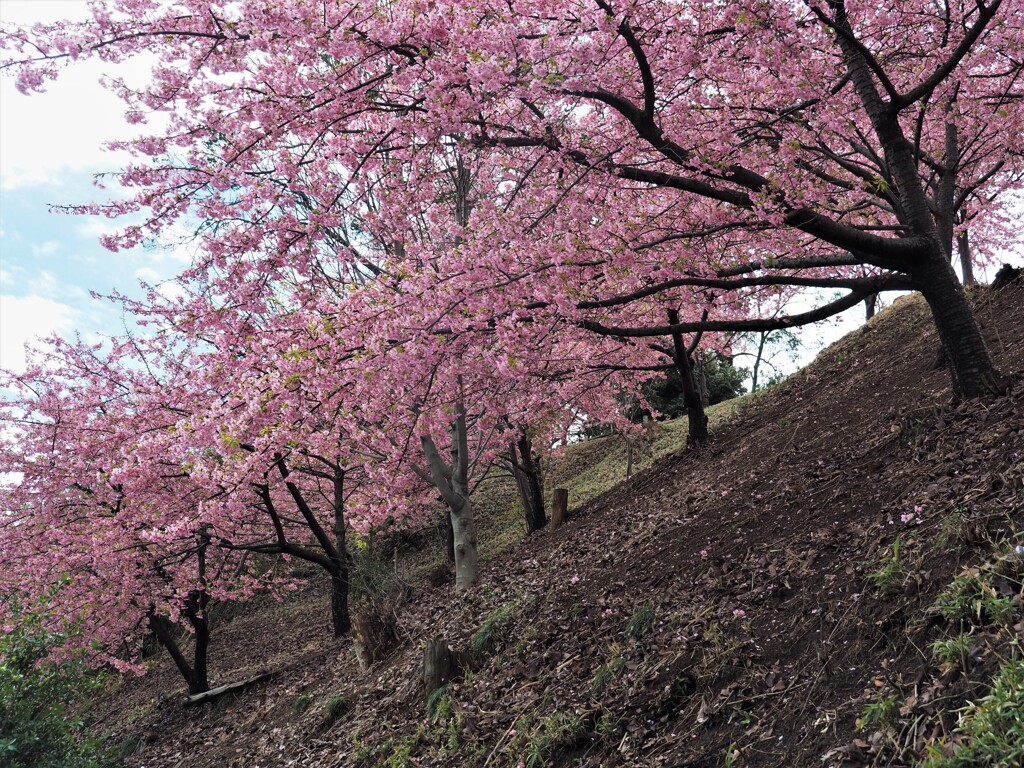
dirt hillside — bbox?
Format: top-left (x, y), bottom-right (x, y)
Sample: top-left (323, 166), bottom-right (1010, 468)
top-left (95, 281), bottom-right (1024, 768)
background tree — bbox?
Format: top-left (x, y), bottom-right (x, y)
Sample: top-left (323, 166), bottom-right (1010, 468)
top-left (0, 337), bottom-right (267, 694)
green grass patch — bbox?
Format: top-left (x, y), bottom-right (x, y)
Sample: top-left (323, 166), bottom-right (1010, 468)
top-left (471, 601), bottom-right (519, 657)
top-left (515, 710), bottom-right (588, 768)
top-left (867, 535), bottom-right (912, 593)
top-left (292, 694), bottom-right (313, 716)
top-left (934, 570), bottom-right (1019, 627)
top-left (624, 600), bottom-right (656, 640)
top-left (919, 656), bottom-right (1024, 767)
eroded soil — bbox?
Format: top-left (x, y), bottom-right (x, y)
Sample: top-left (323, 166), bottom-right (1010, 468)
top-left (94, 282), bottom-right (1024, 768)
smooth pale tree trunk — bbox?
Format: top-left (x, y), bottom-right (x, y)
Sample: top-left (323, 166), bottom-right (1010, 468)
top-left (448, 497), bottom-right (480, 591)
top-left (419, 393), bottom-right (480, 591)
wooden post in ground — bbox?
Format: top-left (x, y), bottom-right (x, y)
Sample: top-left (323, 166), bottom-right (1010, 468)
top-left (423, 638), bottom-right (456, 703)
top-left (551, 488), bottom-right (569, 529)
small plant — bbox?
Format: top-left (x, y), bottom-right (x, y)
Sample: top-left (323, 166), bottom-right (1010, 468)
top-left (520, 711), bottom-right (587, 768)
top-left (591, 658), bottom-right (625, 694)
top-left (426, 684), bottom-right (455, 721)
top-left (513, 625), bottom-right (540, 655)
top-left (920, 657), bottom-right (1024, 767)
top-left (857, 694), bottom-right (901, 732)
top-left (624, 600), bottom-right (656, 639)
top-left (471, 602), bottom-right (517, 656)
top-left (938, 506), bottom-right (989, 547)
top-left (594, 709), bottom-right (620, 739)
top-left (935, 571), bottom-right (1018, 627)
top-left (382, 740), bottom-right (414, 768)
top-left (591, 665), bottom-right (613, 694)
top-left (867, 536), bottom-right (909, 593)
top-left (352, 738), bottom-right (377, 766)
top-left (326, 695), bottom-right (348, 723)
top-left (293, 694), bottom-right (314, 716)
top-left (897, 406), bottom-right (940, 445)
top-left (932, 634), bottom-right (974, 668)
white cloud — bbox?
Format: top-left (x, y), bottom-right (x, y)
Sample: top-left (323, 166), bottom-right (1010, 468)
top-left (31, 240), bottom-right (61, 257)
top-left (134, 267), bottom-right (160, 282)
top-left (75, 218), bottom-right (125, 239)
top-left (0, 293), bottom-right (77, 372)
top-left (0, 3), bottom-right (162, 190)
top-left (30, 269), bottom-right (60, 296)
top-left (155, 281), bottom-right (186, 303)
top-left (0, 1), bottom-right (91, 25)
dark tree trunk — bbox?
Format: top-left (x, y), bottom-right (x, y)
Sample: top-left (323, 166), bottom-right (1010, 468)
top-left (149, 609), bottom-right (210, 696)
top-left (352, 609), bottom-right (398, 670)
top-left (330, 567), bottom-right (351, 638)
top-left (190, 603), bottom-right (210, 695)
top-left (667, 309), bottom-right (708, 446)
top-left (423, 638), bottom-right (457, 703)
top-left (914, 255), bottom-right (1005, 399)
top-left (864, 293), bottom-right (878, 321)
top-left (693, 353), bottom-right (710, 407)
top-left (330, 468), bottom-right (352, 637)
top-left (508, 433), bottom-right (546, 533)
top-left (750, 331), bottom-right (768, 392)
top-left (551, 488), bottom-right (569, 529)
top-left (957, 231), bottom-right (976, 286)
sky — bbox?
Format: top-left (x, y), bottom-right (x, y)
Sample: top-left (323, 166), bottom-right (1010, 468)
top-left (0, 0), bottom-right (188, 373)
top-left (0, 1), bottom-right (1020, 380)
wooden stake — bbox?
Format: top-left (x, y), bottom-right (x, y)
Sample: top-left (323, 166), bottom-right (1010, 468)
top-left (551, 488), bottom-right (569, 529)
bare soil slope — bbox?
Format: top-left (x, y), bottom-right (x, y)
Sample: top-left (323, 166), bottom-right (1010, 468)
top-left (97, 282), bottom-right (1024, 768)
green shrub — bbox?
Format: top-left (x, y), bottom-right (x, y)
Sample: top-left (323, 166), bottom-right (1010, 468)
top-left (293, 694), bottom-right (313, 716)
top-left (0, 607), bottom-right (111, 768)
top-left (935, 572), bottom-right (1017, 626)
top-left (326, 695), bottom-right (349, 722)
top-left (857, 694), bottom-right (901, 732)
top-left (624, 600), bottom-right (656, 639)
top-left (867, 536), bottom-right (910, 593)
top-left (520, 711), bottom-right (586, 768)
top-left (470, 602), bottom-right (518, 656)
top-left (932, 634), bottom-right (974, 668)
top-left (920, 657), bottom-right (1024, 767)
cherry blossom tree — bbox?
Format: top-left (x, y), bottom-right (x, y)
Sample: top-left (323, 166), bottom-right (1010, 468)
top-left (2, 1), bottom-right (1022, 619)
top-left (4, 0), bottom-right (1021, 399)
top-left (0, 337), bottom-right (260, 694)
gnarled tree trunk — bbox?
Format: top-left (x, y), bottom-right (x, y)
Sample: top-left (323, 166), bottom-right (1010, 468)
top-left (508, 433), bottom-right (546, 533)
top-left (667, 309), bottom-right (708, 447)
top-left (914, 254), bottom-right (1005, 399)
top-left (149, 603), bottom-right (210, 696)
